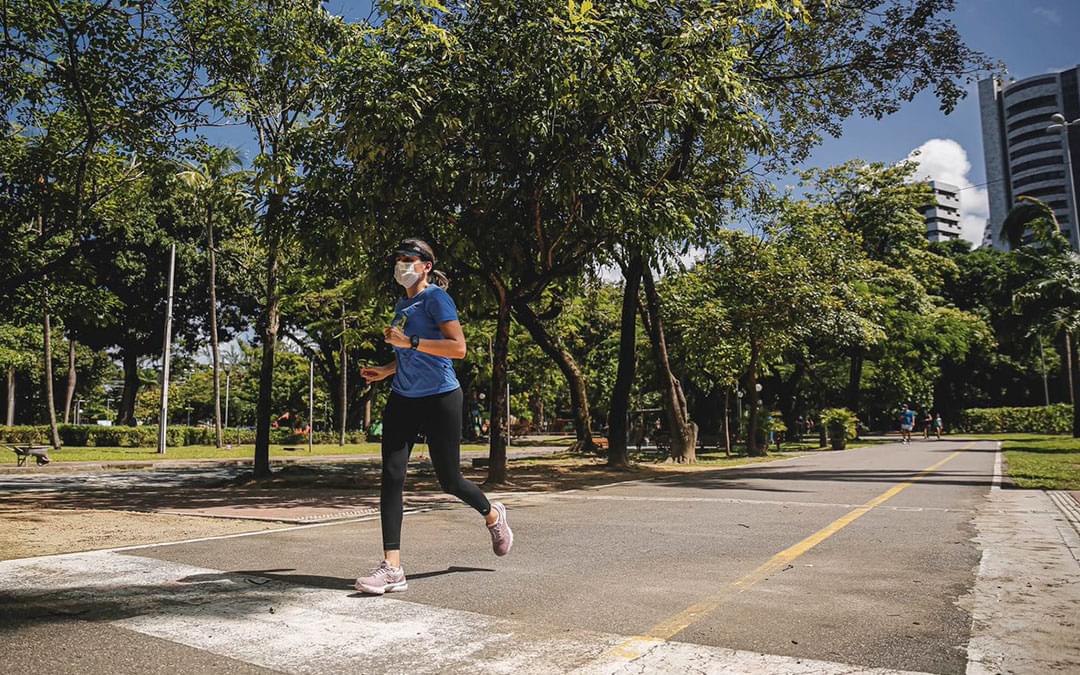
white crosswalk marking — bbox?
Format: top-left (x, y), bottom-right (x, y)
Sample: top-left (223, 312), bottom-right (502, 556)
top-left (0, 550), bottom-right (930, 674)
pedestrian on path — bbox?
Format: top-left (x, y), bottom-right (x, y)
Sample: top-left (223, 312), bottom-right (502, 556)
top-left (356, 239), bottom-right (513, 595)
top-left (933, 413), bottom-right (944, 440)
top-left (923, 410), bottom-right (932, 439)
top-left (899, 404), bottom-right (915, 445)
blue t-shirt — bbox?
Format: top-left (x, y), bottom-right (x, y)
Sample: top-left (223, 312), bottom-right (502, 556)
top-left (900, 410), bottom-right (915, 426)
top-left (390, 286), bottom-right (460, 398)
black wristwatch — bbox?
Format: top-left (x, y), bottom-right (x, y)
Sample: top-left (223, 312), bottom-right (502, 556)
top-left (410, 334), bottom-right (421, 350)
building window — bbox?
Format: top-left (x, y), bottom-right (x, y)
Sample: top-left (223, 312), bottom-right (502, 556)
top-left (1010, 128), bottom-right (1056, 145)
top-left (1008, 112), bottom-right (1054, 133)
top-left (1013, 171), bottom-right (1065, 189)
top-left (1006, 94), bottom-right (1059, 117)
top-left (1012, 155), bottom-right (1064, 174)
top-left (1018, 185), bottom-right (1067, 198)
top-left (1010, 141), bottom-right (1064, 162)
top-left (1004, 76), bottom-right (1057, 98)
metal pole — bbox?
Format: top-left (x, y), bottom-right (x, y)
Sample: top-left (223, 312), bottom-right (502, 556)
top-left (224, 369), bottom-right (231, 431)
top-left (308, 359), bottom-right (314, 453)
top-left (157, 244), bottom-right (176, 454)
top-left (1065, 124), bottom-right (1079, 244)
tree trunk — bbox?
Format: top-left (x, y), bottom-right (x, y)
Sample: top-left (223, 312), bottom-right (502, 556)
top-left (254, 216), bottom-right (282, 479)
top-left (778, 358), bottom-right (806, 442)
top-left (42, 312), bottom-right (61, 449)
top-left (486, 279), bottom-right (511, 484)
top-left (63, 338), bottom-right (76, 424)
top-left (511, 299), bottom-right (596, 454)
top-left (746, 344), bottom-right (764, 456)
top-left (640, 266), bottom-right (697, 462)
top-left (723, 388), bottom-right (731, 457)
top-left (607, 250), bottom-right (643, 467)
top-left (207, 209), bottom-right (224, 448)
top-left (118, 346), bottom-right (140, 426)
top-left (339, 308), bottom-right (347, 446)
top-left (1065, 333), bottom-right (1075, 406)
top-left (5, 366), bottom-right (14, 426)
top-left (847, 351), bottom-right (863, 414)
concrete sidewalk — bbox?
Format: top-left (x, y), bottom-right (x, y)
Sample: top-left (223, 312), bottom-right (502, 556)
top-left (965, 486), bottom-right (1080, 674)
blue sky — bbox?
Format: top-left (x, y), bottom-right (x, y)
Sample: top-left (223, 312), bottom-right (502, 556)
top-left (205, 1), bottom-right (1079, 244)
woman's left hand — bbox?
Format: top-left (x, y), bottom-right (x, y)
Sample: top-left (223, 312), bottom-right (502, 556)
top-left (384, 326), bottom-right (411, 349)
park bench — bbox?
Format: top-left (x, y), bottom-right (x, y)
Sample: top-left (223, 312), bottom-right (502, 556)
top-left (7, 444), bottom-right (51, 467)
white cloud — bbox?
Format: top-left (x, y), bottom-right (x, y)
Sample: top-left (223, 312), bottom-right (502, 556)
top-left (1033, 7), bottom-right (1061, 24)
top-left (906, 139), bottom-right (989, 246)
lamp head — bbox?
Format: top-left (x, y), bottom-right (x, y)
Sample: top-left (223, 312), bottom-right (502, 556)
top-left (1051, 113), bottom-right (1066, 125)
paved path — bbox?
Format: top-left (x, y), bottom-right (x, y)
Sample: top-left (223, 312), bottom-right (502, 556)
top-left (1, 438), bottom-right (1076, 674)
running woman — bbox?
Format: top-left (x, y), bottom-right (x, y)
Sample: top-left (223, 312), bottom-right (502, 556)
top-left (899, 404), bottom-right (916, 445)
top-left (355, 239), bottom-right (513, 595)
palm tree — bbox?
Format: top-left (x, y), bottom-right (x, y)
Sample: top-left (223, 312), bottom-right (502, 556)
top-left (176, 148), bottom-right (250, 447)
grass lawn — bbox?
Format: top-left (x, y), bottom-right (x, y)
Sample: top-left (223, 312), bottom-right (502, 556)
top-left (1003, 436), bottom-right (1080, 490)
top-left (2, 442), bottom-right (489, 464)
top-left (961, 432), bottom-right (1065, 442)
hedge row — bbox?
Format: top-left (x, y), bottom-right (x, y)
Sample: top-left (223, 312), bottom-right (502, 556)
top-left (956, 404), bottom-right (1071, 434)
top-left (0, 425), bottom-right (366, 447)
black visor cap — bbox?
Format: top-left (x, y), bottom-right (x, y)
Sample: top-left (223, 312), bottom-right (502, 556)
top-left (391, 246), bottom-right (433, 262)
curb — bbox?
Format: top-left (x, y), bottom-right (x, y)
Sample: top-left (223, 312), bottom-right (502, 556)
top-left (1048, 490), bottom-right (1080, 537)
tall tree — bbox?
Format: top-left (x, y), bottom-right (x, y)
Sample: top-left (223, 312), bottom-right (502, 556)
top-left (0, 0), bottom-right (203, 306)
top-left (176, 146), bottom-right (250, 447)
top-left (180, 0), bottom-right (348, 477)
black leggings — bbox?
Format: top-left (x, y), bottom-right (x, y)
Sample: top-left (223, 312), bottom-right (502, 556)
top-left (380, 387), bottom-right (490, 550)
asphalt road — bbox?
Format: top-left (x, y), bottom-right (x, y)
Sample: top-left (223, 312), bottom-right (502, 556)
top-left (1, 437), bottom-right (997, 674)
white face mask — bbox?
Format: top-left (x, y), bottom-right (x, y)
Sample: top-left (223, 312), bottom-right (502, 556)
top-left (394, 261), bottom-right (424, 288)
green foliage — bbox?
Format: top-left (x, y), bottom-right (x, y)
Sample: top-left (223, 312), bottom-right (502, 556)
top-left (820, 407), bottom-right (858, 440)
top-left (958, 405), bottom-right (1071, 434)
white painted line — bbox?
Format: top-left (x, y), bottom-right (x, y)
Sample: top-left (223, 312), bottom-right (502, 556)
top-left (544, 493), bottom-right (955, 512)
top-left (0, 550), bottom-right (933, 675)
top-left (991, 442), bottom-right (1002, 491)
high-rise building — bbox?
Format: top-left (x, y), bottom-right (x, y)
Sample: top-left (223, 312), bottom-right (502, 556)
top-left (979, 66), bottom-right (1080, 250)
top-left (918, 180), bottom-right (963, 242)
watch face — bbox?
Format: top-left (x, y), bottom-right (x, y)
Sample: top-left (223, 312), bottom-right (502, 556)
top-left (411, 334), bottom-right (420, 349)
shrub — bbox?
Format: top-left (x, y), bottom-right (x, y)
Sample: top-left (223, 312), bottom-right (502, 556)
top-left (820, 408), bottom-right (858, 440)
top-left (957, 404), bottom-right (1071, 434)
top-left (0, 425), bottom-right (365, 447)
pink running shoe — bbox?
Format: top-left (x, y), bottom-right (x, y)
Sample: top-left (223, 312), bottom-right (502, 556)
top-left (355, 561), bottom-right (407, 595)
top-left (487, 502), bottom-right (513, 556)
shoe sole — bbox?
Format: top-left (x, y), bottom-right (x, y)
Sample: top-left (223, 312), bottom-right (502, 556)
top-left (354, 580), bottom-right (408, 595)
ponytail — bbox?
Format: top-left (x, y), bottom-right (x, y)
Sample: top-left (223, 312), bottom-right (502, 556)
top-left (429, 268), bottom-right (450, 289)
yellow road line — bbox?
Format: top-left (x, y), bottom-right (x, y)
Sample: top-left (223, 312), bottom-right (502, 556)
top-left (608, 444), bottom-right (973, 660)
